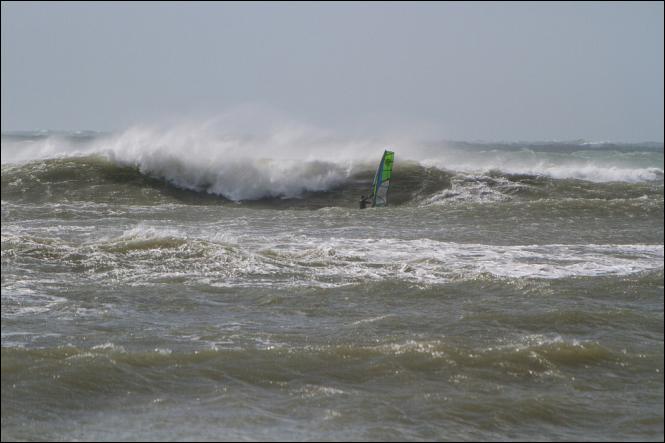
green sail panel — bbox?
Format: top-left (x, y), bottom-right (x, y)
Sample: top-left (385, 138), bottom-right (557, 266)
top-left (370, 150), bottom-right (394, 207)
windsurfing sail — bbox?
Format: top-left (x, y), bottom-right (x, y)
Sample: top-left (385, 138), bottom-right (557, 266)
top-left (370, 150), bottom-right (394, 207)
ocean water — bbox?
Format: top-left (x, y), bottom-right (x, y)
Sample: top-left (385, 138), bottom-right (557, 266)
top-left (1, 129), bottom-right (663, 441)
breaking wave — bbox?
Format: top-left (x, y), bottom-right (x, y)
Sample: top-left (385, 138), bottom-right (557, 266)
top-left (1, 126), bottom-right (663, 204)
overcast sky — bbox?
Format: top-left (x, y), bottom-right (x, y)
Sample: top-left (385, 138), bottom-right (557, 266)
top-left (1, 1), bottom-right (663, 141)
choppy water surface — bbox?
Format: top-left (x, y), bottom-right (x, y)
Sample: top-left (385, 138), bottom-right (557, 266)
top-left (1, 132), bottom-right (663, 441)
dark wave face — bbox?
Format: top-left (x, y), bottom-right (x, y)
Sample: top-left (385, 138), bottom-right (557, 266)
top-left (1, 155), bottom-right (451, 207)
top-left (2, 130), bottom-right (664, 441)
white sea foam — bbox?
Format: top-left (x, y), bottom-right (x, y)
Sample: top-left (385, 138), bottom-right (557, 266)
top-left (420, 174), bottom-right (521, 206)
top-left (69, 227), bottom-right (665, 286)
top-left (3, 219), bottom-right (663, 316)
top-left (279, 238), bottom-right (665, 283)
top-left (422, 152), bottom-right (663, 184)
